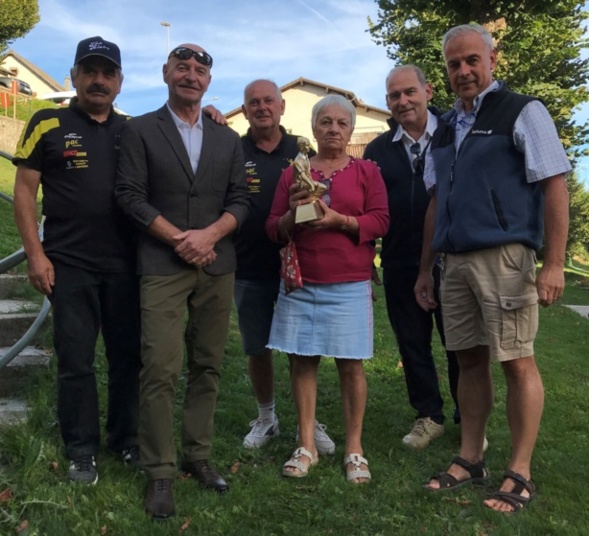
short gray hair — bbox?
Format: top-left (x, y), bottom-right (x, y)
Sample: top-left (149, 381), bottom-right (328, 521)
top-left (385, 64), bottom-right (427, 88)
top-left (243, 79), bottom-right (282, 103)
top-left (311, 95), bottom-right (356, 129)
top-left (442, 24), bottom-right (494, 58)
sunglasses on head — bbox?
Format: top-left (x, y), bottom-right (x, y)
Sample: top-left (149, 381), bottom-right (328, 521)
top-left (168, 47), bottom-right (213, 68)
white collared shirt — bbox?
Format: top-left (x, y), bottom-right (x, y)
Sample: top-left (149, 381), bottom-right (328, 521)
top-left (166, 102), bottom-right (204, 174)
top-left (392, 110), bottom-right (439, 165)
top-left (451, 80), bottom-right (499, 150)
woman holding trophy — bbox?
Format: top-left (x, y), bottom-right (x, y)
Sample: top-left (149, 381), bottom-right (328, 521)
top-left (265, 95), bottom-right (389, 484)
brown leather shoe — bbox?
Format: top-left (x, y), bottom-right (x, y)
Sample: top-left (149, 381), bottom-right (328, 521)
top-left (144, 478), bottom-right (175, 520)
top-left (181, 460), bottom-right (229, 493)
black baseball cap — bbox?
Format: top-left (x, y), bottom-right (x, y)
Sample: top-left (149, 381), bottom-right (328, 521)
top-left (74, 36), bottom-right (121, 68)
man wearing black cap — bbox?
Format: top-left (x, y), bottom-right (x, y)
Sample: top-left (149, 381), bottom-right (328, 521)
top-left (13, 36), bottom-right (141, 485)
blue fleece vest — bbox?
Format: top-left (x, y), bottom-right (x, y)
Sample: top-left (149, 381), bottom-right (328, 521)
top-left (431, 85), bottom-right (543, 253)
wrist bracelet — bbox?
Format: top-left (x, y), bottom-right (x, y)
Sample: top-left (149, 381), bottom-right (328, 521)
top-left (341, 215), bottom-right (350, 231)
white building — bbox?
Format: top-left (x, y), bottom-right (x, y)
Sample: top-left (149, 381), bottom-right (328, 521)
top-left (225, 77), bottom-right (391, 157)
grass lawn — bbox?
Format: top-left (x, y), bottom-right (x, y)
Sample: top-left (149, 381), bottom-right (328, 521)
top-left (2, 150), bottom-right (589, 534)
top-left (0, 155), bottom-right (21, 261)
top-left (0, 265), bottom-right (588, 535)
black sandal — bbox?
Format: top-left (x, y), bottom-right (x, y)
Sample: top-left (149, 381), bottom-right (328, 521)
top-left (424, 455), bottom-right (490, 491)
top-left (486, 470), bottom-right (536, 513)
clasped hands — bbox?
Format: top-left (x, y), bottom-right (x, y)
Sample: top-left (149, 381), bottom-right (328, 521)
top-left (174, 229), bottom-right (217, 267)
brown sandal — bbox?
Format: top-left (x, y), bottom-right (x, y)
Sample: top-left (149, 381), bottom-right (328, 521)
top-left (424, 455), bottom-right (490, 491)
top-left (485, 470), bottom-right (536, 513)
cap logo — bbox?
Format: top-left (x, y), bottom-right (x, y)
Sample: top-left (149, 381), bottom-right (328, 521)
top-left (88, 41), bottom-right (110, 51)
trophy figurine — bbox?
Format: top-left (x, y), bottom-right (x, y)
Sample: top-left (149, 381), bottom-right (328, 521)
top-left (292, 137), bottom-right (327, 224)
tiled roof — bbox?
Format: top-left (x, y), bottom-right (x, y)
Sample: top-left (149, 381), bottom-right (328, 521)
top-left (225, 76), bottom-right (389, 118)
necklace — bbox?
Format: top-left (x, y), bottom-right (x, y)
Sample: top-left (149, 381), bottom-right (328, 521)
top-left (311, 157), bottom-right (354, 179)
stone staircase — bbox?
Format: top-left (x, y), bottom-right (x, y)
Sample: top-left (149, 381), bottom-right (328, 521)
top-left (0, 274), bottom-right (51, 426)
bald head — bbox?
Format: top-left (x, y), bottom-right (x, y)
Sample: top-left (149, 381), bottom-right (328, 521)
top-left (166, 43), bottom-right (213, 68)
top-left (244, 79), bottom-right (282, 104)
top-left (163, 42), bottom-right (212, 111)
top-left (385, 65), bottom-right (427, 89)
top-left (242, 79), bottom-right (285, 138)
top-left (385, 64), bottom-right (432, 139)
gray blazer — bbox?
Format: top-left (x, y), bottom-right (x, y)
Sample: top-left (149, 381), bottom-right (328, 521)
top-left (115, 105), bottom-right (249, 276)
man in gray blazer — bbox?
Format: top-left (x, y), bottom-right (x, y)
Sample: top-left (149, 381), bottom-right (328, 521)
top-left (115, 43), bottom-right (249, 520)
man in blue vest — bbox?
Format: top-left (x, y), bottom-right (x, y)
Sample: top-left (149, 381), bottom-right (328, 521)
top-left (415, 24), bottom-right (570, 513)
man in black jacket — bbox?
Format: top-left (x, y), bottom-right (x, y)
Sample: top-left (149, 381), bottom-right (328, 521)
top-left (364, 65), bottom-right (459, 449)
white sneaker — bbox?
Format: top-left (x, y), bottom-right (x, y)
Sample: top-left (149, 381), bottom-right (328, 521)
top-left (68, 454), bottom-right (98, 484)
top-left (296, 421), bottom-right (336, 455)
top-left (402, 417), bottom-right (445, 449)
top-left (243, 417), bottom-right (279, 448)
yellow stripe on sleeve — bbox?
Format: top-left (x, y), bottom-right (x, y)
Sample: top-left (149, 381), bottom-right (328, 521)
top-left (15, 117), bottom-right (61, 160)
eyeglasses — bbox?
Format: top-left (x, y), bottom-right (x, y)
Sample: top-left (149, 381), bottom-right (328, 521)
top-left (168, 47), bottom-right (213, 68)
top-left (410, 143), bottom-right (423, 175)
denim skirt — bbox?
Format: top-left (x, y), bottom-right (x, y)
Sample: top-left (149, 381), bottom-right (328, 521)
top-left (267, 280), bottom-right (373, 359)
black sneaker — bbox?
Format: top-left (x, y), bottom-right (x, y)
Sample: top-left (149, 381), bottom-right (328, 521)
top-left (121, 445), bottom-right (141, 469)
top-left (68, 454), bottom-right (98, 484)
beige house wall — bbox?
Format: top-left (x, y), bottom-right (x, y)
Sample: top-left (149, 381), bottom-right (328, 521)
top-left (1, 57), bottom-right (59, 97)
top-left (227, 85), bottom-right (389, 147)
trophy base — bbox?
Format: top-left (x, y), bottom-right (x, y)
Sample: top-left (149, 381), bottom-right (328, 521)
top-left (295, 202), bottom-right (323, 223)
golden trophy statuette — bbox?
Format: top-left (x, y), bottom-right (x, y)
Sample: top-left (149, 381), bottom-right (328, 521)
top-left (292, 137), bottom-right (327, 224)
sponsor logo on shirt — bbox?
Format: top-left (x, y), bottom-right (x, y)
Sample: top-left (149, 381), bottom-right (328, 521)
top-left (63, 133), bottom-right (88, 169)
top-left (471, 129), bottom-right (493, 135)
top-left (244, 161), bottom-right (260, 193)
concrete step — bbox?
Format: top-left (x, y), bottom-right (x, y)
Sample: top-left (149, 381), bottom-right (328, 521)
top-left (0, 311), bottom-right (48, 347)
top-left (0, 398), bottom-right (28, 428)
top-left (0, 274), bottom-right (28, 299)
top-left (0, 295), bottom-right (49, 347)
top-left (0, 345), bottom-right (51, 397)
top-left (0, 298), bottom-right (38, 314)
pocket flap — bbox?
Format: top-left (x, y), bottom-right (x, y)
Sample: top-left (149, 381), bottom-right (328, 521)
top-left (500, 293), bottom-right (538, 311)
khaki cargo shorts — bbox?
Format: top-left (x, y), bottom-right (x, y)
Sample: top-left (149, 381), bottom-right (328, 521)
top-left (440, 243), bottom-right (538, 362)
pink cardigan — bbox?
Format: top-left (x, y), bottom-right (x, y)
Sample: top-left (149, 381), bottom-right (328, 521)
top-left (266, 158), bottom-right (389, 284)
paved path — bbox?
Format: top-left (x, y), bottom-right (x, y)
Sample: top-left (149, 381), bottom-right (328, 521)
top-left (564, 305), bottom-right (589, 319)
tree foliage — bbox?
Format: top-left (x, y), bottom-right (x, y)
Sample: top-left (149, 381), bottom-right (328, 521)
top-left (369, 1), bottom-right (589, 257)
top-left (369, 0), bottom-right (589, 161)
top-left (567, 173), bottom-right (589, 257)
top-left (0, 0), bottom-right (39, 55)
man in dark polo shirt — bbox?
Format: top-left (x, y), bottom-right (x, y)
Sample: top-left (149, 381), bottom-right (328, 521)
top-left (12, 37), bottom-right (141, 485)
top-left (234, 79), bottom-right (334, 454)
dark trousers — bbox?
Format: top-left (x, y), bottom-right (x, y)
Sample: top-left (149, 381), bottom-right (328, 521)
top-left (50, 261), bottom-right (141, 459)
top-left (139, 269), bottom-right (234, 481)
top-left (383, 264), bottom-right (459, 424)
